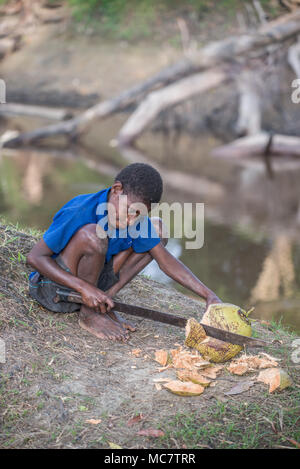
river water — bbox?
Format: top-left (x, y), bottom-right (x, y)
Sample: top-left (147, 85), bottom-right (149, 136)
top-left (1, 118), bottom-right (300, 333)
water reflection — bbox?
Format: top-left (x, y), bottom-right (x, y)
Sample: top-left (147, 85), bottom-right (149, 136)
top-left (0, 141), bottom-right (299, 333)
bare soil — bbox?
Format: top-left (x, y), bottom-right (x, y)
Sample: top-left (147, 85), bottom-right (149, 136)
top-left (0, 223), bottom-right (299, 449)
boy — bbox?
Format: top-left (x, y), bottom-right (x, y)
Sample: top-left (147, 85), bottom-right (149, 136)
top-left (27, 163), bottom-right (221, 342)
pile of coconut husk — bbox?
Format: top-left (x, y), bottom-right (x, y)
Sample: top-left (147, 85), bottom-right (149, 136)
top-left (151, 346), bottom-right (292, 396)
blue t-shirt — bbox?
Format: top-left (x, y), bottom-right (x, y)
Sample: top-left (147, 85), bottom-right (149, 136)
top-left (30, 187), bottom-right (160, 279)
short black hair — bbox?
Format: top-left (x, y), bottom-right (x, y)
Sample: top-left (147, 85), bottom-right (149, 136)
top-left (115, 163), bottom-right (163, 204)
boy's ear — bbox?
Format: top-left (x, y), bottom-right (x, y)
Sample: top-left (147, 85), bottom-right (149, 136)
top-left (111, 181), bottom-right (123, 194)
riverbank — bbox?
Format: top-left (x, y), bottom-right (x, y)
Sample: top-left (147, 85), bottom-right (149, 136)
top-left (1, 0), bottom-right (299, 144)
top-left (0, 221), bottom-right (299, 449)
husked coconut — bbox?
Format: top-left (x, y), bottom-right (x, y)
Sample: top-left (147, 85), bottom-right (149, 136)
top-left (185, 303), bottom-right (253, 363)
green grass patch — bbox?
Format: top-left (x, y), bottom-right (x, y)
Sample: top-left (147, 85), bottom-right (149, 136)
top-left (161, 391), bottom-right (300, 449)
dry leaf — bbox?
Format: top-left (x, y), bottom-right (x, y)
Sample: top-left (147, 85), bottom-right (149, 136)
top-left (225, 380), bottom-right (255, 396)
top-left (108, 441), bottom-right (122, 449)
top-left (85, 419), bottom-right (101, 425)
top-left (155, 383), bottom-right (162, 391)
top-left (131, 348), bottom-right (142, 357)
top-left (163, 380), bottom-right (204, 396)
top-left (137, 428), bottom-right (164, 437)
top-left (286, 438), bottom-right (300, 449)
top-left (127, 414), bottom-right (144, 427)
top-left (154, 350), bottom-right (169, 366)
top-left (257, 368), bottom-right (292, 393)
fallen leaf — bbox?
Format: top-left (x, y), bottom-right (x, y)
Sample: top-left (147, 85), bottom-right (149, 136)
top-left (127, 414), bottom-right (144, 426)
top-left (137, 428), bottom-right (164, 437)
top-left (257, 368), bottom-right (292, 393)
top-left (108, 441), bottom-right (122, 449)
top-left (131, 348), bottom-right (142, 357)
top-left (286, 438), bottom-right (300, 449)
top-left (225, 380), bottom-right (255, 396)
top-left (155, 383), bottom-right (162, 391)
top-left (85, 419), bottom-right (102, 425)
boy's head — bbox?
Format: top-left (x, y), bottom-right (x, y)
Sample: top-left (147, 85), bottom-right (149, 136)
top-left (108, 163), bottom-right (163, 229)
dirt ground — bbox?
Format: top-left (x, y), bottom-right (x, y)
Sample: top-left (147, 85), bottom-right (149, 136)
top-left (0, 223), bottom-right (299, 449)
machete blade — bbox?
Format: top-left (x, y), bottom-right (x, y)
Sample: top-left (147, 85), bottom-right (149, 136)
top-left (54, 289), bottom-right (268, 347)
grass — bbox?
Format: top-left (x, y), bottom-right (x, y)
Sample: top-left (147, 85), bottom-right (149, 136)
top-left (160, 389), bottom-right (300, 449)
top-left (59, 0), bottom-right (283, 41)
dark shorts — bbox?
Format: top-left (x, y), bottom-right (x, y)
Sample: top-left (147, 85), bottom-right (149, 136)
top-left (29, 256), bottom-right (119, 313)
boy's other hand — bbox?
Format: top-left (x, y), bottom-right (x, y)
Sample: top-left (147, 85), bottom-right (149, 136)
top-left (80, 284), bottom-right (115, 314)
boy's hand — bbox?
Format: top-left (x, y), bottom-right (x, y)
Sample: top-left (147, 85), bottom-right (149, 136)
top-left (205, 293), bottom-right (222, 310)
top-left (80, 283), bottom-right (115, 314)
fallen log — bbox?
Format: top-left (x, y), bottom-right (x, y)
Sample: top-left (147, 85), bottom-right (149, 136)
top-left (118, 67), bottom-right (229, 145)
top-left (211, 132), bottom-right (300, 158)
top-left (0, 103), bottom-right (73, 120)
top-left (234, 70), bottom-right (262, 137)
top-left (3, 9), bottom-right (300, 147)
top-left (1, 58), bottom-right (196, 147)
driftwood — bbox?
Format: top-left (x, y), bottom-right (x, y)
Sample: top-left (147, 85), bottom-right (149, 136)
top-left (2, 10), bottom-right (300, 147)
top-left (234, 70), bottom-right (262, 137)
top-left (117, 10), bottom-right (300, 145)
top-left (0, 103), bottom-right (73, 121)
top-left (118, 68), bottom-right (229, 145)
top-left (0, 57), bottom-right (196, 147)
top-left (211, 133), bottom-right (300, 158)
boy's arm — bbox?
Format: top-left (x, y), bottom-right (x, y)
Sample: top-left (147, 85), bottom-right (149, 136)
top-left (26, 239), bottom-right (114, 313)
top-left (150, 243), bottom-right (221, 308)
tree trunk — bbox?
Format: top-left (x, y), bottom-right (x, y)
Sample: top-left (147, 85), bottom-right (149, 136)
top-left (211, 133), bottom-right (300, 158)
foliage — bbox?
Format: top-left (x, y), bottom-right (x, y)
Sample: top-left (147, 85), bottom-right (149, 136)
top-left (60, 0), bottom-right (280, 39)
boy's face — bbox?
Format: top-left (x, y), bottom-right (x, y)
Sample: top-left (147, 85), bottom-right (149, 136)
top-left (108, 182), bottom-right (150, 230)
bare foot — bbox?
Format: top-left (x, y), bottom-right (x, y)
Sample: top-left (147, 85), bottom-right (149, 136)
top-left (79, 307), bottom-right (129, 341)
top-left (106, 310), bottom-right (136, 332)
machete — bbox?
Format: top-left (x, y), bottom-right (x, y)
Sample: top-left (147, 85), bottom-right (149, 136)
top-left (53, 288), bottom-right (268, 348)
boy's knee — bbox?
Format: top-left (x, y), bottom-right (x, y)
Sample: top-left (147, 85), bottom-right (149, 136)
top-left (150, 217), bottom-right (169, 247)
top-left (77, 224), bottom-right (108, 255)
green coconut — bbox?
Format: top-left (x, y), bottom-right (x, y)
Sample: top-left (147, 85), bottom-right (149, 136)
top-left (186, 303), bottom-right (253, 363)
